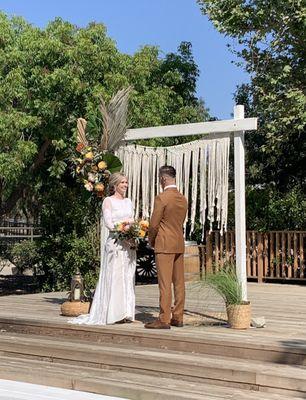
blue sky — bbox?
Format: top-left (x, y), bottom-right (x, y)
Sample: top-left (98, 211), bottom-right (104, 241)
top-left (1, 0), bottom-right (249, 120)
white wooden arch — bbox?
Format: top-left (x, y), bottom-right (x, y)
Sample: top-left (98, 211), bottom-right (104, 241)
top-left (125, 105), bottom-right (257, 301)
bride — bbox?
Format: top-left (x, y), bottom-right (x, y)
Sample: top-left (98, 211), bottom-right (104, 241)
top-left (69, 172), bottom-right (136, 325)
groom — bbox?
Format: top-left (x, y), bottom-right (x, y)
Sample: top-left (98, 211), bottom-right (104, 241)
top-left (145, 165), bottom-right (188, 329)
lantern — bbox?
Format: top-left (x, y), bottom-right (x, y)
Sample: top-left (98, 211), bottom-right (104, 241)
top-left (70, 268), bottom-right (84, 302)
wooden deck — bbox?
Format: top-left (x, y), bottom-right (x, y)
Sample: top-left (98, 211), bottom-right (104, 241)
top-left (0, 282), bottom-right (305, 342)
top-left (0, 283), bottom-right (305, 399)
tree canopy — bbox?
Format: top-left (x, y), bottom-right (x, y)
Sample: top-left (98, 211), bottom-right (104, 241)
top-left (197, 0), bottom-right (305, 191)
top-left (0, 13), bottom-right (208, 219)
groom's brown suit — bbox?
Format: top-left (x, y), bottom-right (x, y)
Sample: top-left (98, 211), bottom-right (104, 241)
top-left (148, 187), bottom-right (188, 324)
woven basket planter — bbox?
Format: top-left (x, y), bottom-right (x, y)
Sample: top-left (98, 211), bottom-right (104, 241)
top-left (61, 301), bottom-right (90, 317)
top-left (226, 301), bottom-right (251, 329)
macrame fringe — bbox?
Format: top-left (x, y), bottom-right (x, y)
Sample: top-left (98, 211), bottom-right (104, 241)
top-left (116, 137), bottom-right (230, 236)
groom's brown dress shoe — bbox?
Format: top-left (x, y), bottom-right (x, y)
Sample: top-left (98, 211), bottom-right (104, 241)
top-left (144, 319), bottom-right (171, 329)
top-left (170, 319), bottom-right (183, 327)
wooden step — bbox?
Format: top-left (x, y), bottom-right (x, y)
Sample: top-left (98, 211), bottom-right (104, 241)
top-left (0, 332), bottom-right (305, 397)
top-left (0, 316), bottom-right (305, 366)
top-left (0, 356), bottom-right (305, 400)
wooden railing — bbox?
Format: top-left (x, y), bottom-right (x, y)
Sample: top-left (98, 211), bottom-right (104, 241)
top-left (199, 231), bottom-right (306, 282)
top-left (0, 226), bottom-right (42, 241)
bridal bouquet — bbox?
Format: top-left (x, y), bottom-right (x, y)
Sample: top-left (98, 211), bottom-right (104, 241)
top-left (112, 219), bottom-right (149, 249)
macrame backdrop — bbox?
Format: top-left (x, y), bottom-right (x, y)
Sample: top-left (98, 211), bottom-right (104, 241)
top-left (116, 137), bottom-right (230, 237)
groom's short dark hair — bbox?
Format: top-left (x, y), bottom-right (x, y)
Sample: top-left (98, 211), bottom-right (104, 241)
top-left (159, 165), bottom-right (176, 178)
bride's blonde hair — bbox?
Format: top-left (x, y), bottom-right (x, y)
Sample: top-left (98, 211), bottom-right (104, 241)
top-left (109, 172), bottom-right (127, 195)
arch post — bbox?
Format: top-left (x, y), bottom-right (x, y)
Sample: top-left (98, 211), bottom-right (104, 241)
top-left (234, 105), bottom-right (248, 301)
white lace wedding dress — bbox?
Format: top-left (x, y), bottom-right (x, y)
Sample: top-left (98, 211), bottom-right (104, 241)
top-left (69, 196), bottom-right (137, 325)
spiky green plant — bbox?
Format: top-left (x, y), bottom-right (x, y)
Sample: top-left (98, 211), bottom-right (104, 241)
top-left (202, 264), bottom-right (243, 305)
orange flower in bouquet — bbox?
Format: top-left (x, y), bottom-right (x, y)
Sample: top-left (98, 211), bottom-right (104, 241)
top-left (139, 219), bottom-right (149, 231)
top-left (139, 229), bottom-right (146, 238)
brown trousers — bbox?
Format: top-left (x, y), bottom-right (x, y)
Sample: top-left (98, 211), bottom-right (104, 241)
top-left (155, 253), bottom-right (185, 324)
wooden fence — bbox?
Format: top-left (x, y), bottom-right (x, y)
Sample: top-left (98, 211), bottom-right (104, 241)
top-left (0, 225), bottom-right (42, 257)
top-left (0, 226), bottom-right (42, 242)
top-left (200, 231), bottom-right (306, 282)
top-left (0, 219), bottom-right (30, 227)
top-left (1, 225), bottom-right (305, 283)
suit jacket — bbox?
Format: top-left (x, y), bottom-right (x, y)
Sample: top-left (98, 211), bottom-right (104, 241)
top-left (148, 188), bottom-right (188, 254)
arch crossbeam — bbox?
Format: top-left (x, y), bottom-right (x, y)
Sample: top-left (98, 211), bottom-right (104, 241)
top-left (126, 116), bottom-right (257, 141)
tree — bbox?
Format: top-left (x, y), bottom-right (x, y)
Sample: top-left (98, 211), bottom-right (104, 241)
top-left (197, 0), bottom-right (305, 191)
top-left (0, 13), bottom-right (209, 220)
top-left (0, 13), bottom-right (209, 289)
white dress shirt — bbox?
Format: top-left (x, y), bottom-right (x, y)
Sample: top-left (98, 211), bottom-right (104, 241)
top-left (164, 184), bottom-right (177, 190)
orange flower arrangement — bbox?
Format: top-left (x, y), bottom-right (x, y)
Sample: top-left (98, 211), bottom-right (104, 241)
top-left (72, 144), bottom-right (112, 199)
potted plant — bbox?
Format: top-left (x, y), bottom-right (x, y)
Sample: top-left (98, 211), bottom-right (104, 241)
top-left (202, 264), bottom-right (251, 329)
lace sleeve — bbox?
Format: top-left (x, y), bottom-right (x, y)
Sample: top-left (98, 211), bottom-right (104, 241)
top-left (102, 197), bottom-right (114, 230)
